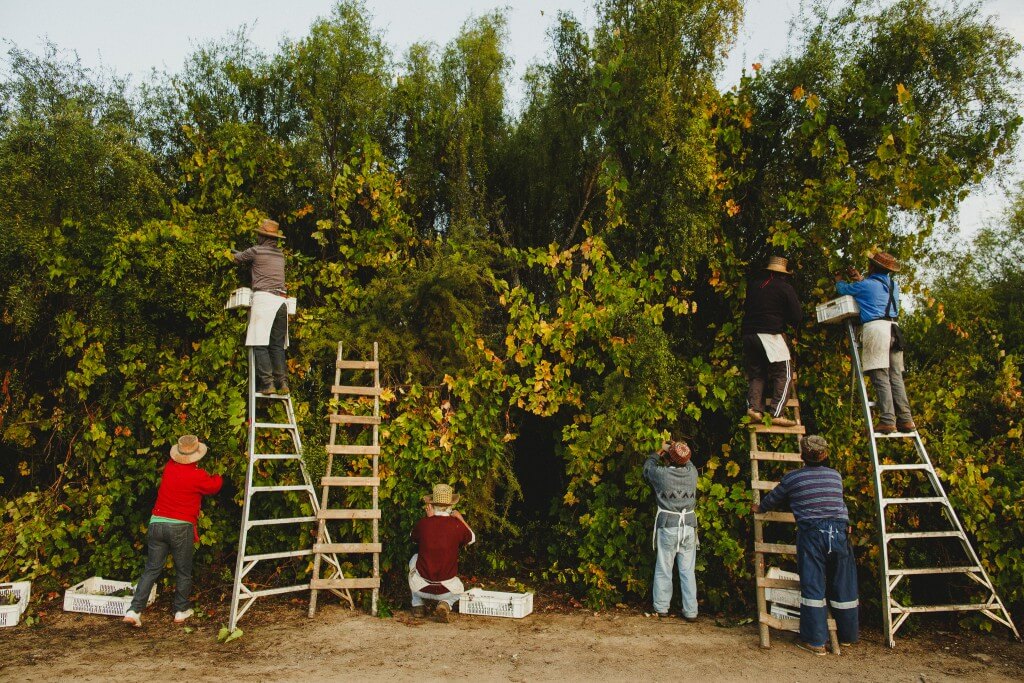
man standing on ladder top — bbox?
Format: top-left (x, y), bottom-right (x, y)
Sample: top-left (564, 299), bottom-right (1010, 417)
top-left (752, 435), bottom-right (859, 655)
top-left (231, 218), bottom-right (291, 395)
top-left (741, 256), bottom-right (801, 427)
top-left (835, 251), bottom-right (916, 434)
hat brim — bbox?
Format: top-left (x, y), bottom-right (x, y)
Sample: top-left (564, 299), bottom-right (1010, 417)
top-left (870, 256), bottom-right (899, 272)
top-left (765, 264), bottom-right (793, 275)
top-left (170, 442), bottom-right (208, 464)
top-left (423, 493), bottom-right (460, 506)
top-left (255, 228), bottom-right (286, 240)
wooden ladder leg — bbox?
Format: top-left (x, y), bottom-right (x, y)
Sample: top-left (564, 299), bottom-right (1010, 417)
top-left (371, 341), bottom-right (380, 617)
top-left (751, 429), bottom-right (770, 648)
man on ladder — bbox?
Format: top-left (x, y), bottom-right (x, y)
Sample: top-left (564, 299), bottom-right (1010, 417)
top-left (835, 251), bottom-right (916, 434)
top-left (232, 218), bottom-right (290, 395)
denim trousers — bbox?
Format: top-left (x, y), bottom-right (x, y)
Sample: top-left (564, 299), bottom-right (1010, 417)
top-left (253, 303), bottom-right (288, 389)
top-left (652, 525), bottom-right (698, 617)
top-left (129, 522), bottom-right (195, 613)
top-left (796, 518), bottom-right (859, 647)
top-left (410, 590), bottom-right (458, 608)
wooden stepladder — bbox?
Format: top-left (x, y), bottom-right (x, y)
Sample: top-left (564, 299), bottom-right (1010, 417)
top-left (309, 342), bottom-right (383, 616)
top-left (750, 389), bottom-right (841, 653)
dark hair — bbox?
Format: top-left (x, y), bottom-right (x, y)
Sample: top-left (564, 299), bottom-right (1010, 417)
top-left (257, 234), bottom-right (277, 246)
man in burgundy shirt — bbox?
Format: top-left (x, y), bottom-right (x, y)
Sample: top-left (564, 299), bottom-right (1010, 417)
top-left (123, 435), bottom-right (223, 627)
top-left (409, 484), bottom-right (474, 622)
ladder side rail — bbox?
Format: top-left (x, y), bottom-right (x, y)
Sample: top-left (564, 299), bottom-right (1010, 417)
top-left (230, 347), bottom-right (260, 632)
top-left (750, 430), bottom-right (770, 648)
top-left (845, 319), bottom-right (895, 647)
top-left (309, 342), bottom-right (344, 617)
top-left (371, 341), bottom-right (380, 616)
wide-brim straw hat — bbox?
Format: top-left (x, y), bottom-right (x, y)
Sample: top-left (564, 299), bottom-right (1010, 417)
top-left (870, 251), bottom-right (900, 272)
top-left (423, 483), bottom-right (460, 507)
top-left (170, 434), bottom-right (208, 464)
top-left (255, 219), bottom-right (286, 240)
top-left (765, 256), bottom-right (793, 275)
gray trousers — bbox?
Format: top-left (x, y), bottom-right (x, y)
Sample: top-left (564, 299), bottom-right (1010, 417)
top-left (867, 358), bottom-right (912, 425)
top-left (130, 522), bottom-right (195, 613)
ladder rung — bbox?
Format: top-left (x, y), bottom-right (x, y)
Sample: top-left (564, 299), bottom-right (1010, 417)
top-left (889, 566), bottom-right (981, 576)
top-left (254, 422), bottom-right (297, 430)
top-left (251, 485), bottom-right (314, 493)
top-left (755, 542), bottom-right (797, 555)
top-left (248, 516), bottom-right (318, 527)
top-left (255, 392), bottom-right (291, 399)
top-left (329, 414), bottom-right (382, 425)
top-left (253, 453), bottom-right (302, 460)
top-left (331, 385), bottom-right (382, 396)
top-left (878, 464), bottom-right (931, 472)
top-left (321, 476), bottom-right (380, 487)
top-left (891, 603), bottom-right (997, 614)
top-left (310, 578), bottom-right (380, 590)
top-left (317, 509), bottom-right (382, 520)
top-left (336, 360), bottom-right (379, 370)
top-left (750, 450), bottom-right (803, 463)
top-left (751, 480), bottom-right (778, 491)
top-left (886, 531), bottom-right (963, 541)
top-left (765, 398), bottom-right (801, 408)
top-left (243, 549), bottom-right (315, 561)
top-left (883, 497), bottom-right (946, 506)
top-left (325, 445), bottom-right (380, 455)
top-left (754, 511), bottom-right (795, 523)
top-left (757, 577), bottom-right (801, 590)
top-left (760, 613), bottom-right (839, 632)
top-left (874, 431), bottom-right (918, 438)
top-left (750, 424), bottom-right (806, 435)
top-left (313, 543), bottom-right (382, 554)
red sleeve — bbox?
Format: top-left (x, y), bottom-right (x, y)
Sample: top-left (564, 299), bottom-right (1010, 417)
top-left (460, 522), bottom-right (472, 547)
top-left (193, 468), bottom-right (223, 495)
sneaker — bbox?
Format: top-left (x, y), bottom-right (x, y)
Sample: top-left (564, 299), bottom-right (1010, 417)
top-left (123, 610), bottom-right (142, 628)
top-left (746, 408), bottom-right (764, 422)
top-left (839, 640), bottom-right (858, 647)
top-left (874, 423), bottom-right (897, 434)
top-left (796, 641), bottom-right (827, 656)
top-left (173, 609), bottom-right (194, 623)
top-left (435, 601), bottom-right (455, 623)
top-left (896, 421), bottom-right (916, 432)
top-left (411, 605), bottom-right (425, 618)
top-left (770, 416), bottom-right (797, 427)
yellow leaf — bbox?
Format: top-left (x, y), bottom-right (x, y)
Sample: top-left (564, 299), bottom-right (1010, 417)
top-left (792, 85), bottom-right (805, 101)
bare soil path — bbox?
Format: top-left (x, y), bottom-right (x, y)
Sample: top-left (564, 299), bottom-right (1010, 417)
top-left (2, 600), bottom-right (1021, 682)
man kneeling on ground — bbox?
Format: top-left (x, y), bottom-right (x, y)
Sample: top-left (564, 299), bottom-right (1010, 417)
top-left (409, 483), bottom-right (475, 622)
top-left (751, 435), bottom-right (859, 654)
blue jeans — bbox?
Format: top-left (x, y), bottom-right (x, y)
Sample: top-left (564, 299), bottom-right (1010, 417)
top-left (652, 525), bottom-right (698, 617)
top-left (129, 522), bottom-right (195, 613)
top-left (796, 518), bottom-right (859, 647)
top-left (411, 590), bottom-right (458, 608)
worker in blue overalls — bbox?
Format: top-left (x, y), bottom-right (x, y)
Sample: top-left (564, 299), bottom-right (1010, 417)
top-left (752, 435), bottom-right (859, 655)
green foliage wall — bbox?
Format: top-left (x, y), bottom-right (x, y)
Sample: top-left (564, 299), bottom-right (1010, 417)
top-left (2, 0), bottom-right (1023, 629)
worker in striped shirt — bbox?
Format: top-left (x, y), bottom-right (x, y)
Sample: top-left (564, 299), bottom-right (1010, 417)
top-left (751, 435), bottom-right (859, 654)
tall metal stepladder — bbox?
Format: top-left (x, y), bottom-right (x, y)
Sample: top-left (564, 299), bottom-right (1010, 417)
top-left (819, 296), bottom-right (1020, 646)
top-left (750, 391), bottom-right (841, 653)
top-left (309, 342), bottom-right (382, 616)
top-left (228, 348), bottom-right (348, 631)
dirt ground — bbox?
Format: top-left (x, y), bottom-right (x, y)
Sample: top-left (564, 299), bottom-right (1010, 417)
top-left (2, 597), bottom-right (1022, 682)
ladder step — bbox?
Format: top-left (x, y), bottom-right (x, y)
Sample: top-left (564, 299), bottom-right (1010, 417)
top-left (251, 485), bottom-right (314, 493)
top-left (248, 516), bottom-right (318, 527)
top-left (749, 450), bottom-right (803, 463)
top-left (757, 576), bottom-right (801, 590)
top-left (892, 603), bottom-right (998, 614)
top-left (887, 531), bottom-right (963, 541)
top-left (889, 566), bottom-right (982, 576)
top-left (325, 445), bottom-right (381, 455)
top-left (336, 360), bottom-right (379, 370)
top-left (253, 453), bottom-right (302, 460)
top-left (883, 497), bottom-right (946, 506)
top-left (755, 542), bottom-right (797, 555)
top-left (751, 480), bottom-right (778, 491)
top-left (310, 578), bottom-right (380, 590)
top-left (765, 398), bottom-right (801, 408)
top-left (874, 431), bottom-right (918, 438)
top-left (878, 464), bottom-right (931, 472)
top-left (760, 613), bottom-right (839, 632)
top-left (754, 511), bottom-right (795, 523)
top-left (243, 549), bottom-right (315, 561)
top-left (329, 414), bottom-right (382, 425)
top-left (255, 392), bottom-right (292, 400)
top-left (331, 385), bottom-right (382, 397)
top-left (313, 543), bottom-right (382, 554)
top-left (317, 509), bottom-right (382, 520)
top-left (321, 476), bottom-right (380, 487)
top-left (254, 422), bottom-right (297, 430)
top-left (750, 424), bottom-right (806, 435)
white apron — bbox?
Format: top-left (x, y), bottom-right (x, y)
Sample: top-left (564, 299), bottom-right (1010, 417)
top-left (652, 508), bottom-right (699, 552)
top-left (245, 291), bottom-right (289, 348)
top-left (861, 320), bottom-right (903, 372)
top-left (757, 333), bottom-right (791, 363)
top-left (408, 554), bottom-right (465, 595)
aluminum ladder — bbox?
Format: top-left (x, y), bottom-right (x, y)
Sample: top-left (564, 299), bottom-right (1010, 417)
top-left (228, 348), bottom-right (349, 631)
top-left (309, 342), bottom-right (382, 616)
top-left (750, 389), bottom-right (841, 653)
top-left (843, 317), bottom-right (1020, 646)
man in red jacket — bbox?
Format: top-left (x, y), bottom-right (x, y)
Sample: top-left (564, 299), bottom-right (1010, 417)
top-left (408, 484), bottom-right (474, 623)
top-left (123, 435), bottom-right (223, 627)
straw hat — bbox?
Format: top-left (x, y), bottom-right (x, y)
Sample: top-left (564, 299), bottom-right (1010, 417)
top-left (870, 251), bottom-right (899, 272)
top-left (255, 219), bottom-right (286, 240)
top-left (667, 441), bottom-right (692, 466)
top-left (800, 435), bottom-right (828, 463)
top-left (170, 435), bottom-right (208, 464)
top-left (765, 256), bottom-right (793, 275)
top-left (423, 483), bottom-right (460, 507)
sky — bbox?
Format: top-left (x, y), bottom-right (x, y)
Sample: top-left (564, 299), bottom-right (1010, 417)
top-left (2, 0), bottom-right (1022, 236)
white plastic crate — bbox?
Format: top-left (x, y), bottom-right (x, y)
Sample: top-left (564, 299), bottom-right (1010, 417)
top-left (225, 287), bottom-right (253, 310)
top-left (285, 296), bottom-right (297, 315)
top-left (458, 588), bottom-right (533, 619)
top-left (63, 577), bottom-right (156, 617)
top-left (816, 295), bottom-right (860, 325)
top-left (0, 581), bottom-right (30, 628)
top-left (765, 567), bottom-right (801, 608)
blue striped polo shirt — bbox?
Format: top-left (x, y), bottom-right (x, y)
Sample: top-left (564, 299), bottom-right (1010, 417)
top-left (759, 464), bottom-right (849, 523)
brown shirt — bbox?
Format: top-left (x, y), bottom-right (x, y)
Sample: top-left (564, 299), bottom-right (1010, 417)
top-left (232, 243), bottom-right (286, 293)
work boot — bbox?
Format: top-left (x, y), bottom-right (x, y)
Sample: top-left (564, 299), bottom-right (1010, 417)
top-left (746, 408), bottom-right (764, 422)
top-left (435, 602), bottom-right (455, 623)
top-left (896, 420), bottom-right (917, 433)
top-left (796, 641), bottom-right (827, 656)
top-left (275, 384), bottom-right (290, 395)
top-left (411, 605), bottom-right (425, 618)
top-left (874, 423), bottom-right (897, 434)
top-left (682, 614), bottom-right (698, 623)
top-left (257, 383), bottom-right (275, 395)
top-left (770, 416), bottom-right (797, 427)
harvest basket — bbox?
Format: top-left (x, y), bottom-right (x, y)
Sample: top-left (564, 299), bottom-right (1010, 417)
top-left (63, 577), bottom-right (155, 617)
top-left (0, 581), bottom-right (30, 628)
top-left (815, 295), bottom-right (860, 325)
top-left (225, 287), bottom-right (253, 310)
top-left (458, 588), bottom-right (533, 619)
top-left (765, 567), bottom-right (801, 609)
